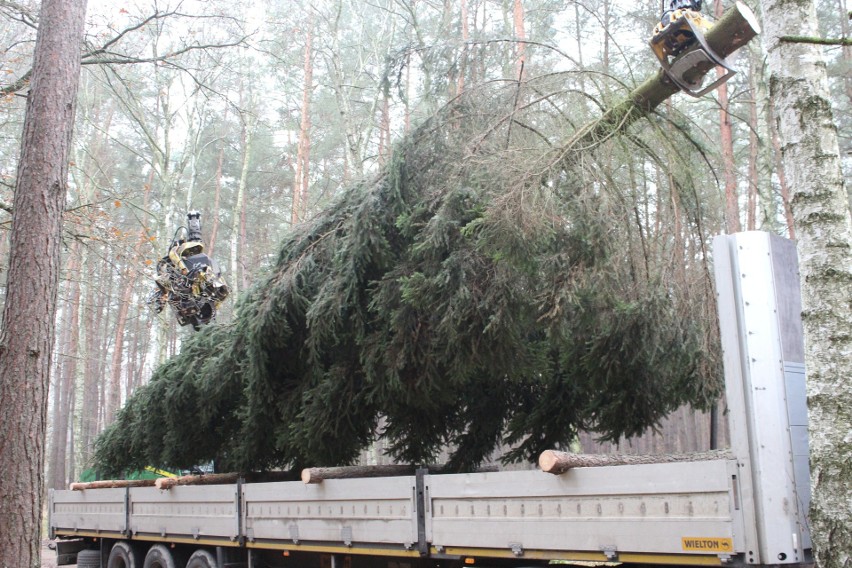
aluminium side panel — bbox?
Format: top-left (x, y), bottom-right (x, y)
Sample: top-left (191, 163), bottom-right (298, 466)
top-left (50, 488), bottom-right (127, 535)
top-left (426, 461), bottom-right (740, 559)
top-left (713, 232), bottom-right (811, 564)
top-left (128, 484), bottom-right (239, 541)
top-left (243, 477), bottom-right (418, 549)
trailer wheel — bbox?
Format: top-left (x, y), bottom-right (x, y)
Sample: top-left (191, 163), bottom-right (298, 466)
top-left (107, 541), bottom-right (142, 568)
top-left (142, 544), bottom-right (182, 568)
top-left (186, 549), bottom-right (217, 568)
top-left (76, 549), bottom-right (100, 568)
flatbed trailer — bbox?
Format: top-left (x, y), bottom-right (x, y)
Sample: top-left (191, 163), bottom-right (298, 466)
top-left (50, 232), bottom-right (813, 568)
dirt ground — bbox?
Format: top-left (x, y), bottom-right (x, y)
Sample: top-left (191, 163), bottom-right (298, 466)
top-left (41, 539), bottom-right (61, 568)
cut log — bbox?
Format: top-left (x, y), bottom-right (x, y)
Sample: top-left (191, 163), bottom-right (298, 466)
top-left (302, 465), bottom-right (413, 484)
top-left (302, 463), bottom-right (499, 484)
top-left (70, 479), bottom-right (156, 491)
top-left (155, 472), bottom-right (240, 490)
top-left (563, 1), bottom-right (760, 156)
top-left (538, 449), bottom-right (734, 475)
top-left (154, 471), bottom-right (296, 490)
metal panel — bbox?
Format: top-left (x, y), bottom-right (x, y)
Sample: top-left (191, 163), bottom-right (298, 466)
top-left (713, 232), bottom-right (811, 564)
top-left (129, 484), bottom-right (239, 541)
top-left (243, 477), bottom-right (418, 548)
top-left (50, 487), bottom-right (127, 534)
top-left (784, 363), bottom-right (812, 550)
top-left (426, 462), bottom-right (739, 559)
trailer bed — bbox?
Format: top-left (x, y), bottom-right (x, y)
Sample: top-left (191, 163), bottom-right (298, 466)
top-left (52, 459), bottom-right (742, 565)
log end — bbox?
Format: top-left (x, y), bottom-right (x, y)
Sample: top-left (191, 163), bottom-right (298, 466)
top-left (734, 2), bottom-right (762, 36)
top-left (69, 482), bottom-right (85, 491)
top-left (538, 450), bottom-right (563, 474)
top-left (301, 469), bottom-right (321, 484)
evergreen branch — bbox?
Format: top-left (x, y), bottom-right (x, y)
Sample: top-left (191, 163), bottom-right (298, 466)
top-left (779, 35), bottom-right (852, 46)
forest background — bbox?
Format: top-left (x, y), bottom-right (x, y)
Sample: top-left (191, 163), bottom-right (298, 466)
top-left (0, 0), bottom-right (850, 501)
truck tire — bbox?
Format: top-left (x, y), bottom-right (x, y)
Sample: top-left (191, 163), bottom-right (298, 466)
top-left (76, 549), bottom-right (100, 568)
top-left (143, 544), bottom-right (183, 568)
top-left (108, 541), bottom-right (142, 568)
top-left (186, 549), bottom-right (217, 568)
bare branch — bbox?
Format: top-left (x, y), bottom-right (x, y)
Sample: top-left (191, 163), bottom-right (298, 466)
top-left (0, 68), bottom-right (32, 97)
top-left (82, 11), bottom-right (176, 59)
top-left (0, 0), bottom-right (37, 29)
top-left (1, 7), bottom-right (250, 97)
top-left (81, 37), bottom-right (249, 67)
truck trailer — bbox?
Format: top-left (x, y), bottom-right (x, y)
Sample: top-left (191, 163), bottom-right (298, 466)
top-left (49, 232), bottom-right (814, 567)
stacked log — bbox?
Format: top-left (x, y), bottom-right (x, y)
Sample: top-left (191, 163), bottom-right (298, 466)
top-left (538, 449), bottom-right (734, 475)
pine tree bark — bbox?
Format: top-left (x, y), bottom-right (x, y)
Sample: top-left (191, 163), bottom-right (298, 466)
top-left (106, 182), bottom-right (152, 425)
top-left (48, 240), bottom-right (82, 490)
top-left (715, 0), bottom-right (741, 234)
top-left (297, 25), bottom-right (312, 222)
top-left (746, 57), bottom-right (759, 231)
top-left (458, 0), bottom-right (469, 96)
top-left (231, 109), bottom-right (256, 296)
top-left (0, 0), bottom-right (87, 563)
top-left (513, 0), bottom-right (526, 81)
top-left (760, 0), bottom-right (852, 563)
top-left (79, 247), bottom-right (101, 465)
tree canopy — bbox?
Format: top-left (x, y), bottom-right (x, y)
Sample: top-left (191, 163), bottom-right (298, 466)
top-left (95, 82), bottom-right (721, 475)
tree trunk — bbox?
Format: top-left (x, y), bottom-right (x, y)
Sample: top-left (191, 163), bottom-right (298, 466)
top-left (231, 110), bottom-right (256, 296)
top-left (0, 0), bottom-right (87, 563)
top-left (78, 247), bottom-right (102, 466)
top-left (513, 0), bottom-right (526, 81)
top-left (458, 0), bottom-right (469, 95)
top-left (105, 277), bottom-right (131, 424)
top-left (292, 23), bottom-right (313, 224)
top-left (562, 2), bottom-right (760, 159)
top-left (208, 145), bottom-right (224, 255)
top-left (48, 240), bottom-right (82, 490)
top-left (746, 56), bottom-right (759, 231)
top-left (839, 0), bottom-right (852, 109)
top-left (760, 0), bottom-right (852, 563)
top-left (715, 0), bottom-right (741, 234)
top-left (768, 95), bottom-right (796, 239)
top-left (106, 182), bottom-right (152, 425)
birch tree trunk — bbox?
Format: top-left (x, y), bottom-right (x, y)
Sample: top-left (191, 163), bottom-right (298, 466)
top-left (760, 0), bottom-right (852, 563)
top-left (0, 0), bottom-right (87, 562)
